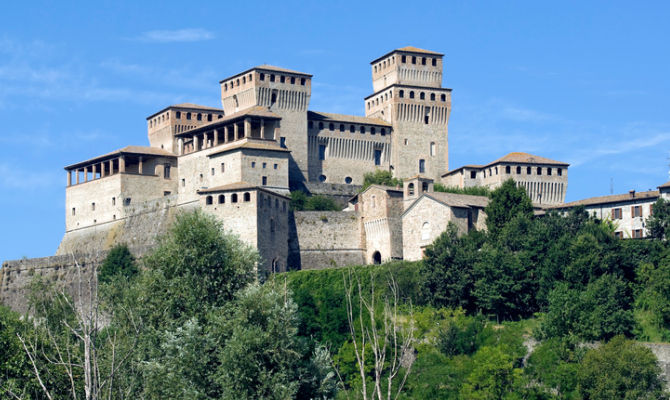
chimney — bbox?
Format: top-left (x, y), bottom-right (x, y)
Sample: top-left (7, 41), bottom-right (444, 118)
top-left (629, 190), bottom-right (635, 198)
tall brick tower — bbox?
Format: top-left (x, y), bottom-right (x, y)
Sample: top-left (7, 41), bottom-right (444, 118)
top-left (219, 66), bottom-right (312, 186)
top-left (365, 47), bottom-right (451, 181)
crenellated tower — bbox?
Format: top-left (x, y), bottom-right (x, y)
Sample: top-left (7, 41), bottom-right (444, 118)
top-left (219, 66), bottom-right (312, 186)
top-left (365, 47), bottom-right (451, 181)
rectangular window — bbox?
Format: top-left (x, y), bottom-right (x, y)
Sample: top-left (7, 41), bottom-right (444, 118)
top-left (274, 164), bottom-right (278, 169)
top-left (374, 149), bottom-right (382, 166)
top-left (262, 162), bottom-right (267, 169)
top-left (91, 202), bottom-right (95, 211)
top-left (650, 204), bottom-right (654, 216)
top-left (112, 197), bottom-right (116, 206)
top-left (280, 137), bottom-right (286, 148)
top-left (547, 168), bottom-right (552, 176)
top-left (221, 163), bottom-right (225, 173)
top-left (251, 161), bottom-right (256, 168)
top-left (419, 159), bottom-right (425, 173)
top-left (124, 198), bottom-right (131, 206)
top-left (470, 171), bottom-right (477, 179)
top-left (211, 168), bottom-right (215, 176)
top-left (319, 145), bottom-right (326, 161)
top-left (612, 208), bottom-right (622, 219)
top-left (558, 168), bottom-right (563, 176)
top-left (164, 165), bottom-right (171, 179)
top-left (72, 207), bottom-right (76, 216)
top-left (262, 176), bottom-right (267, 185)
top-left (632, 229), bottom-right (643, 239)
top-left (632, 205), bottom-right (642, 218)
top-left (163, 191), bottom-right (171, 196)
top-left (614, 231), bottom-right (623, 239)
top-left (181, 179), bottom-right (185, 187)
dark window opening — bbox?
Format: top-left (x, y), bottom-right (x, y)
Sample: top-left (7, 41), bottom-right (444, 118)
top-left (374, 149), bottom-right (382, 166)
top-left (409, 91), bottom-right (415, 99)
top-left (124, 198), bottom-right (131, 206)
top-left (300, 78), bottom-right (306, 85)
top-left (186, 112), bottom-right (191, 120)
top-left (408, 183), bottom-right (415, 196)
top-left (441, 94), bottom-right (446, 101)
top-left (373, 251), bottom-right (382, 265)
top-left (505, 166), bottom-right (511, 174)
top-left (537, 167), bottom-right (542, 175)
top-left (422, 182), bottom-right (428, 191)
top-left (280, 137), bottom-right (286, 148)
top-left (419, 159), bottom-right (425, 173)
top-left (260, 73), bottom-right (265, 81)
top-left (424, 115), bottom-right (429, 124)
top-left (516, 166), bottom-right (521, 174)
top-left (207, 114), bottom-right (212, 121)
top-left (218, 194), bottom-right (225, 204)
top-left (422, 57), bottom-right (426, 65)
top-left (319, 145), bottom-right (326, 160)
top-left (558, 168), bottom-right (563, 176)
top-left (262, 176), bottom-right (267, 185)
top-left (381, 128), bottom-right (386, 136)
top-left (329, 123), bottom-right (334, 131)
top-left (399, 90), bottom-right (404, 98)
top-left (548, 168), bottom-right (552, 176)
top-left (420, 92), bottom-right (425, 100)
top-left (290, 77), bottom-right (295, 84)
top-left (339, 124), bottom-right (344, 132)
top-left (318, 122), bottom-right (324, 129)
top-left (164, 165), bottom-right (171, 179)
top-left (401, 55), bottom-right (406, 63)
top-left (308, 121), bottom-right (314, 129)
top-left (232, 193), bottom-right (238, 203)
top-left (270, 74), bottom-right (275, 82)
top-left (371, 127), bottom-right (376, 135)
top-left (197, 113), bottom-right (202, 121)
top-left (243, 192), bottom-right (251, 202)
top-left (350, 125), bottom-right (355, 133)
top-left (345, 176), bottom-right (352, 184)
top-left (360, 126), bottom-right (365, 133)
top-left (412, 56), bottom-right (416, 64)
top-left (206, 196), bottom-right (213, 205)
top-left (527, 166), bottom-right (531, 174)
top-left (432, 58), bottom-right (437, 66)
top-left (176, 111), bottom-right (181, 119)
top-left (319, 175), bottom-right (326, 182)
top-left (470, 171), bottom-right (476, 179)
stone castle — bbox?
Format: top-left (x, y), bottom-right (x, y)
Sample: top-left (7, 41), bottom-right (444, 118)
top-left (1, 47), bottom-right (572, 310)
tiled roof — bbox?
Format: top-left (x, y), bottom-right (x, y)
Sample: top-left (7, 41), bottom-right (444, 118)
top-left (147, 103), bottom-right (223, 119)
top-left (426, 192), bottom-right (489, 209)
top-left (396, 46), bottom-right (443, 55)
top-left (658, 181), bottom-right (670, 189)
top-left (219, 64), bottom-right (312, 83)
top-left (175, 106), bottom-right (281, 137)
top-left (442, 165), bottom-right (484, 176)
top-left (490, 152), bottom-right (569, 166)
top-left (65, 146), bottom-right (176, 170)
top-left (550, 190), bottom-right (659, 209)
top-left (307, 111), bottom-right (391, 127)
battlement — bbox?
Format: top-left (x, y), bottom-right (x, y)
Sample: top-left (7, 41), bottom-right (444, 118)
top-left (370, 47), bottom-right (444, 92)
top-left (146, 104), bottom-right (225, 153)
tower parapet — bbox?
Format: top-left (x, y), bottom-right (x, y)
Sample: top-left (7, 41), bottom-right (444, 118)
top-left (370, 46), bottom-right (443, 92)
top-left (146, 104), bottom-right (225, 153)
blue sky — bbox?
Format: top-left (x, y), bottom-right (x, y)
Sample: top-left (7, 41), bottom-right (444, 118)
top-left (1, 1), bottom-right (669, 260)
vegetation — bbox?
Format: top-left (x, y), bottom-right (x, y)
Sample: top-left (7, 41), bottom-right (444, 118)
top-left (3, 180), bottom-right (670, 398)
top-left (290, 190), bottom-right (341, 211)
top-left (361, 169), bottom-right (402, 190)
top-left (434, 183), bottom-right (491, 197)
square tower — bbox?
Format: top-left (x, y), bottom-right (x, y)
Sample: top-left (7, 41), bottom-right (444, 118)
top-left (365, 47), bottom-right (451, 182)
top-left (219, 66), bottom-right (312, 186)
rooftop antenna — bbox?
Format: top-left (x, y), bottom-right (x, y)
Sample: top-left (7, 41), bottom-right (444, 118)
top-left (610, 178), bottom-right (614, 195)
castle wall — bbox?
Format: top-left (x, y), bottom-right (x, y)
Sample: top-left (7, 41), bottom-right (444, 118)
top-left (302, 182), bottom-right (360, 208)
top-left (359, 187), bottom-right (404, 262)
top-left (371, 51), bottom-right (443, 92)
top-left (238, 149), bottom-right (289, 190)
top-left (293, 211), bottom-right (365, 270)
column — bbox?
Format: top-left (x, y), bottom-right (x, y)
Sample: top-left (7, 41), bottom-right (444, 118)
top-left (234, 123), bottom-right (239, 141)
top-left (194, 135), bottom-right (199, 151)
top-left (119, 156), bottom-right (126, 173)
top-left (84, 166), bottom-right (89, 182)
top-left (92, 164), bottom-right (97, 180)
top-left (101, 161), bottom-right (106, 177)
top-left (203, 132), bottom-right (209, 149)
top-left (76, 169), bottom-right (80, 184)
top-left (260, 119), bottom-right (265, 139)
top-left (273, 121), bottom-right (280, 140)
top-left (178, 138), bottom-right (184, 156)
top-left (108, 160), bottom-right (113, 175)
top-left (244, 118), bottom-right (251, 138)
top-left (139, 156), bottom-right (143, 175)
top-left (224, 125), bottom-right (230, 143)
top-left (67, 170), bottom-right (72, 187)
top-left (213, 129), bottom-right (219, 146)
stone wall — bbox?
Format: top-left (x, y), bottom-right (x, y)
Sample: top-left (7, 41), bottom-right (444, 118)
top-left (302, 182), bottom-right (361, 208)
top-left (292, 211), bottom-right (365, 270)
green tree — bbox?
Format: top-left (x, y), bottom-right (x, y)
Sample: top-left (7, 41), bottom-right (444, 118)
top-left (647, 198), bottom-right (670, 239)
top-left (433, 183), bottom-right (491, 197)
top-left (98, 244), bottom-right (138, 284)
top-left (361, 169), bottom-right (402, 190)
top-left (484, 179), bottom-right (533, 237)
top-left (578, 336), bottom-right (667, 400)
top-left (290, 191), bottom-right (340, 211)
top-left (421, 224), bottom-right (485, 311)
top-left (459, 345), bottom-right (521, 400)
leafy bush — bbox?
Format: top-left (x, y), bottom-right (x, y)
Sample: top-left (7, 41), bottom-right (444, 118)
top-left (361, 169), bottom-right (402, 190)
top-left (434, 183), bottom-right (491, 197)
top-left (290, 190), bottom-right (340, 211)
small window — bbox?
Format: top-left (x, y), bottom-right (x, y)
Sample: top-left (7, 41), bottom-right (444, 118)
top-left (112, 197), bottom-right (116, 206)
top-left (408, 183), bottom-right (415, 196)
top-left (381, 128), bottom-right (386, 136)
top-left (218, 194), bottom-right (225, 204)
top-left (280, 137), bottom-right (286, 148)
top-left (345, 176), bottom-right (352, 184)
top-left (360, 126), bottom-right (366, 134)
top-left (319, 145), bottom-right (326, 160)
top-left (558, 168), bottom-right (563, 176)
top-left (270, 74), bottom-right (275, 82)
top-left (164, 165), bottom-right (170, 179)
top-left (197, 113), bottom-right (202, 121)
top-left (632, 206), bottom-right (643, 218)
top-left (350, 125), bottom-right (355, 133)
top-left (441, 94), bottom-right (446, 101)
top-left (186, 112), bottom-right (191, 120)
top-left (300, 78), bottom-right (306, 85)
top-left (260, 73), bottom-right (265, 81)
top-left (221, 163), bottom-right (225, 173)
top-left (339, 124), bottom-right (344, 132)
top-left (422, 182), bottom-right (428, 192)
top-left (537, 167), bottom-right (542, 175)
top-left (72, 207), bottom-right (76, 216)
top-left (612, 208), bottom-right (623, 219)
top-left (421, 222), bottom-right (430, 240)
top-left (430, 93), bottom-right (435, 101)
top-left (409, 91), bottom-right (415, 99)
top-left (262, 176), bottom-right (267, 185)
top-left (547, 168), bottom-right (552, 176)
top-left (421, 57), bottom-right (426, 65)
top-left (211, 168), bottom-right (215, 176)
top-left (308, 121), bottom-right (314, 129)
top-left (432, 58), bottom-right (437, 66)
top-left (176, 111), bottom-right (181, 119)
top-left (274, 163), bottom-right (278, 169)
top-left (329, 123), bottom-right (334, 131)
top-left (371, 127), bottom-right (376, 135)
top-left (374, 149), bottom-right (382, 166)
top-left (232, 193), bottom-right (238, 203)
top-left (470, 171), bottom-right (476, 179)
top-left (412, 56), bottom-right (416, 64)
top-left (291, 77), bottom-right (295, 84)
top-left (181, 179), bottom-right (185, 187)
top-left (614, 231), bottom-right (623, 239)
top-left (91, 202), bottom-right (95, 211)
top-left (505, 166), bottom-right (511, 174)
top-left (251, 162), bottom-right (256, 168)
top-left (420, 92), bottom-right (425, 100)
top-left (124, 198), bottom-right (131, 206)
top-left (206, 196), bottom-right (213, 205)
top-left (401, 55), bottom-right (406, 63)
top-left (632, 229), bottom-right (643, 239)
top-left (319, 175), bottom-right (326, 182)
top-left (318, 122), bottom-right (324, 130)
top-left (262, 162), bottom-right (267, 169)
top-left (516, 166), bottom-right (521, 174)
top-left (280, 75), bottom-right (285, 83)
top-left (527, 166), bottom-right (531, 174)
top-left (495, 167), bottom-right (498, 175)
top-left (207, 114), bottom-right (212, 122)
top-left (430, 142), bottom-right (436, 156)
top-left (399, 90), bottom-right (404, 98)
top-left (419, 159), bottom-right (425, 173)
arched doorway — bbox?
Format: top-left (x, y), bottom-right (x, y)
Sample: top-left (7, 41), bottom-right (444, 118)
top-left (372, 251), bottom-right (381, 265)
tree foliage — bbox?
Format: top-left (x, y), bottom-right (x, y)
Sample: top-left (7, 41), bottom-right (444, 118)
top-left (361, 169), bottom-right (402, 190)
top-left (647, 198), bottom-right (670, 240)
top-left (434, 183), bottom-right (491, 197)
top-left (290, 190), bottom-right (340, 211)
top-left (98, 244), bottom-right (138, 284)
top-left (484, 179), bottom-right (533, 237)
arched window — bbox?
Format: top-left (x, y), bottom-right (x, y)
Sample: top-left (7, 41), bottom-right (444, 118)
top-left (270, 74), bottom-right (275, 82)
top-left (430, 93), bottom-right (435, 101)
top-left (537, 167), bottom-right (542, 175)
top-left (339, 124), bottom-right (344, 132)
top-left (242, 76), bottom-right (246, 84)
top-left (506, 166), bottom-right (511, 174)
top-left (401, 55), bottom-right (406, 63)
top-left (207, 114), bottom-right (212, 121)
top-left (441, 94), bottom-right (446, 101)
top-left (218, 194), bottom-right (225, 204)
top-left (371, 127), bottom-right (376, 135)
top-left (381, 128), bottom-right (386, 136)
top-left (280, 75), bottom-right (285, 83)
top-left (260, 73), bottom-right (265, 81)
top-left (516, 166), bottom-right (521, 174)
top-left (409, 91), bottom-right (415, 99)
top-left (408, 183), bottom-right (415, 196)
top-left (243, 192), bottom-right (251, 202)
top-left (420, 92), bottom-right (425, 100)
top-left (412, 56), bottom-right (416, 64)
top-left (275, 199), bottom-right (279, 208)
top-left (360, 126), bottom-right (365, 133)
top-left (350, 125), bottom-right (355, 133)
top-left (318, 122), bottom-right (324, 129)
top-left (176, 111), bottom-right (181, 119)
top-left (197, 113), bottom-right (202, 121)
top-left (232, 193), bottom-right (238, 203)
top-left (186, 112), bottom-right (191, 120)
top-left (432, 58), bottom-right (437, 66)
top-left (329, 123), bottom-right (334, 131)
top-left (547, 168), bottom-right (552, 176)
top-left (421, 57), bottom-right (426, 65)
top-left (205, 195), bottom-right (213, 205)
top-left (421, 222), bottom-right (430, 240)
top-left (290, 77), bottom-right (295, 84)
top-left (527, 166), bottom-right (531, 174)
top-left (301, 78), bottom-right (306, 85)
top-left (399, 90), bottom-right (404, 98)
top-left (374, 65), bottom-right (377, 73)
top-left (372, 251), bottom-right (381, 265)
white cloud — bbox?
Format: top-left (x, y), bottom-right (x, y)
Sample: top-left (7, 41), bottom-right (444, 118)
top-left (135, 28), bottom-right (214, 43)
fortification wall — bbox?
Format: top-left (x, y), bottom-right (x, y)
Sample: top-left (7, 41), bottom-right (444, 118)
top-left (293, 211), bottom-right (365, 269)
top-left (302, 182), bottom-right (361, 208)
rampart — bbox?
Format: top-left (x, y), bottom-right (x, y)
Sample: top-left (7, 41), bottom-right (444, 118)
top-left (302, 182), bottom-right (360, 208)
top-left (292, 211), bottom-right (365, 270)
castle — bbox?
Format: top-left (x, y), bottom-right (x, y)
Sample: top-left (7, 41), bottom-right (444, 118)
top-left (1, 47), bottom-right (573, 307)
